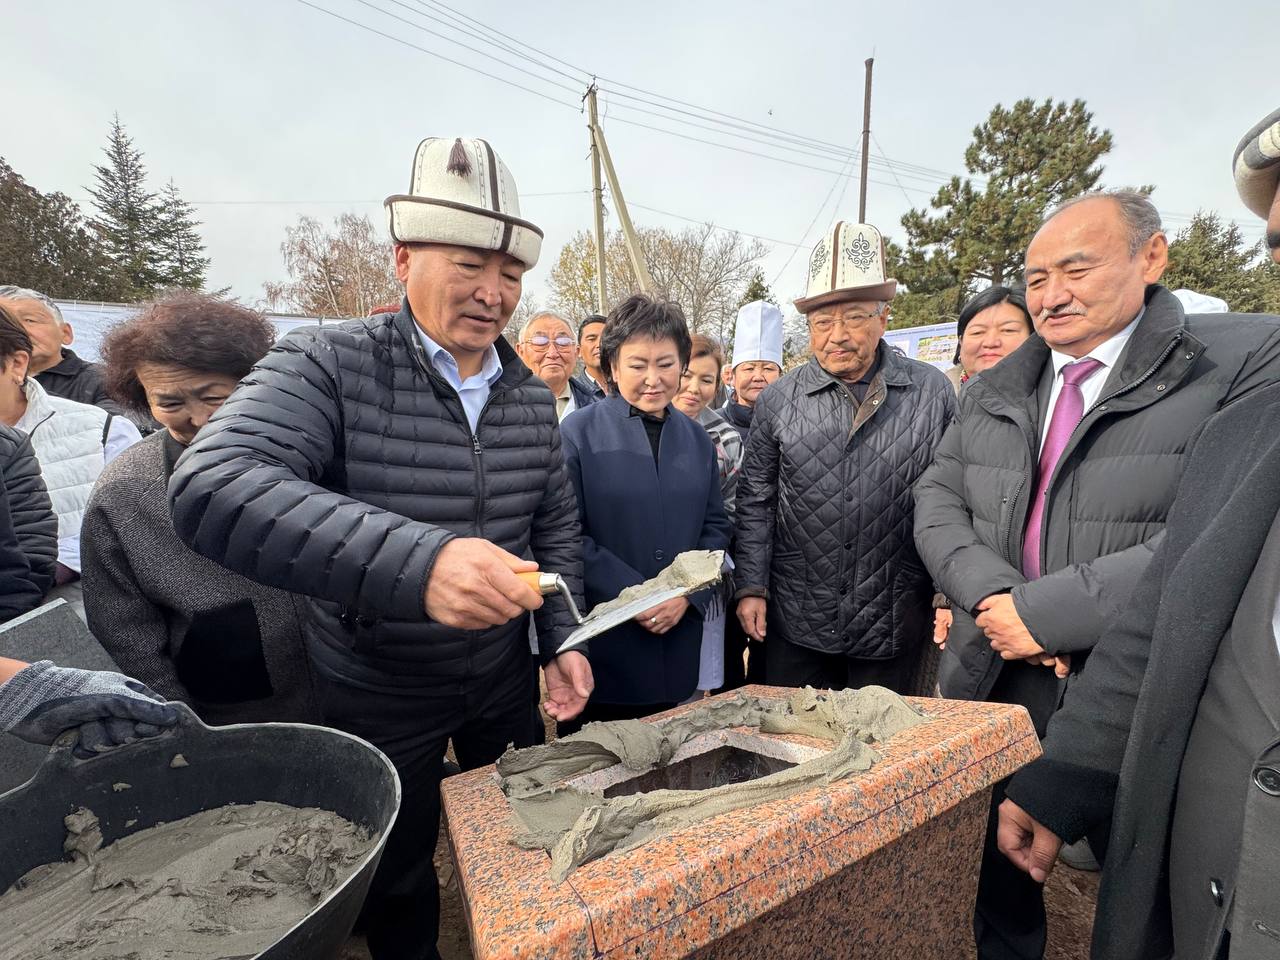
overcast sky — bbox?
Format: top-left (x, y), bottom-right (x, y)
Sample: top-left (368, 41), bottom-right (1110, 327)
top-left (7, 0), bottom-right (1274, 314)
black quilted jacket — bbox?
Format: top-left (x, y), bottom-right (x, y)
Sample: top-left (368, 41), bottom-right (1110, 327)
top-left (0, 422), bottom-right (57, 607)
top-left (735, 343), bottom-right (955, 658)
top-left (169, 303), bottom-right (584, 690)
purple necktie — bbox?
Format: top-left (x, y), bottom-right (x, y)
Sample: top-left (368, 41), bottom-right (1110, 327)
top-left (1021, 358), bottom-right (1103, 579)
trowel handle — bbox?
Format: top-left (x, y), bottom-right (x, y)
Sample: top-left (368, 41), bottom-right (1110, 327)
top-left (517, 571), bottom-right (562, 595)
top-left (515, 571), bottom-right (587, 625)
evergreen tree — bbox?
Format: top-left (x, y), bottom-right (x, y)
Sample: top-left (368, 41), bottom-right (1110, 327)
top-left (1164, 211), bottom-right (1280, 314)
top-left (893, 99), bottom-right (1114, 327)
top-left (155, 179), bottom-right (209, 290)
top-left (87, 114), bottom-right (164, 297)
top-left (0, 157), bottom-right (126, 299)
top-left (738, 268), bottom-right (775, 307)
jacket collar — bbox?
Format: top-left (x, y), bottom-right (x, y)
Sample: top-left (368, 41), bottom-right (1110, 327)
top-left (798, 339), bottom-right (910, 395)
top-left (43, 349), bottom-right (89, 378)
top-left (601, 390), bottom-right (676, 421)
top-left (967, 285), bottom-right (1200, 412)
top-left (390, 299), bottom-right (532, 390)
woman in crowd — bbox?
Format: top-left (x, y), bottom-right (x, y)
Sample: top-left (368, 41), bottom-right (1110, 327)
top-left (943, 285), bottom-right (1034, 392)
top-left (673, 334), bottom-right (743, 696)
top-left (80, 292), bottom-right (318, 725)
top-left (0, 306), bottom-right (140, 611)
top-left (929, 286), bottom-right (1034, 680)
top-left (560, 295), bottom-right (732, 732)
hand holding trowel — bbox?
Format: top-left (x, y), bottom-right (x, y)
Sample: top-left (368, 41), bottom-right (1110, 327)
top-left (517, 549), bottom-right (727, 655)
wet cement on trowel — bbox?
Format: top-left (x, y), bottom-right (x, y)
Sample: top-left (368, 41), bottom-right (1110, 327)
top-left (497, 686), bottom-right (928, 880)
top-left (2, 801), bottom-right (374, 960)
top-left (582, 549), bottom-right (724, 620)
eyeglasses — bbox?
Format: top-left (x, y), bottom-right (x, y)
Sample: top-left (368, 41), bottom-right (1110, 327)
top-left (809, 313), bottom-right (881, 335)
top-left (524, 335), bottom-right (575, 349)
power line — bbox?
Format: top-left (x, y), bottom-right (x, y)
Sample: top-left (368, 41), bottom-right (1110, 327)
top-left (338, 0), bottom-right (582, 98)
top-left (292, 0), bottom-right (580, 111)
top-left (872, 132), bottom-right (916, 208)
top-left (626, 201), bottom-right (807, 248)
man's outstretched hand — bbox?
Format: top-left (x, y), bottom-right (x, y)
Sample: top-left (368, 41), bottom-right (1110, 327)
top-left (996, 798), bottom-right (1063, 884)
top-left (424, 538), bottom-right (542, 630)
top-left (543, 651), bottom-right (593, 722)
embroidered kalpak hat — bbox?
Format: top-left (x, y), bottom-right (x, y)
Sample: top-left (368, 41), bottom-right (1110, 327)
top-left (1234, 107), bottom-right (1280, 220)
top-left (384, 137), bottom-right (543, 268)
top-left (795, 221), bottom-right (897, 314)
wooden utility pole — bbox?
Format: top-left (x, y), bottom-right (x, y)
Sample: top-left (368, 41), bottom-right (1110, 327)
top-left (586, 89), bottom-right (655, 293)
top-left (585, 85), bottom-right (609, 314)
top-left (858, 57), bottom-right (874, 222)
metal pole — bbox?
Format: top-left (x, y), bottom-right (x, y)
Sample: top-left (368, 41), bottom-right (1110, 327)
top-left (591, 116), bottom-right (655, 293)
top-left (858, 57), bottom-right (874, 222)
top-left (585, 85), bottom-right (608, 314)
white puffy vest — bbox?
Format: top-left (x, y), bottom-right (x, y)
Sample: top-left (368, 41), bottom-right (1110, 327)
top-left (16, 379), bottom-right (107, 543)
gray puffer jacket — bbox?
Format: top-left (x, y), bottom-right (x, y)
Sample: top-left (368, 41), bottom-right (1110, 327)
top-left (169, 303), bottom-right (583, 691)
top-left (735, 342), bottom-right (955, 659)
top-left (914, 285), bottom-right (1280, 709)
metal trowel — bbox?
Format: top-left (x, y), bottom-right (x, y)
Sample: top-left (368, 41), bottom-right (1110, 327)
top-left (517, 549), bottom-right (727, 655)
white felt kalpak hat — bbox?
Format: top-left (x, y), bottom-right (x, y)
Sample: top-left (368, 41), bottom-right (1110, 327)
top-left (795, 221), bottom-right (897, 314)
top-left (1234, 107), bottom-right (1280, 220)
top-left (731, 300), bottom-right (784, 367)
top-left (384, 137), bottom-right (543, 268)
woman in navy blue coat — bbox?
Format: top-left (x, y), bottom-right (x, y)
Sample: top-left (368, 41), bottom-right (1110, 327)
top-left (560, 295), bottom-right (732, 733)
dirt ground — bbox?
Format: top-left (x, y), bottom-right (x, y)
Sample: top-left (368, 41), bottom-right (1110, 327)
top-left (343, 688), bottom-right (1100, 960)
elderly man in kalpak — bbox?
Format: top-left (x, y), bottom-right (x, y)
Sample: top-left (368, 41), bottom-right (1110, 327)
top-left (171, 138), bottom-right (591, 960)
top-left (735, 223), bottom-right (954, 693)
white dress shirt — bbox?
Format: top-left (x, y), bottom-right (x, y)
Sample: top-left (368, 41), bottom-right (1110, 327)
top-left (414, 327), bottom-right (503, 434)
top-left (1039, 309), bottom-right (1144, 453)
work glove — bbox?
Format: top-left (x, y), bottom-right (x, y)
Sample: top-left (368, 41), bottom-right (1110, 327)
top-left (0, 660), bottom-right (179, 758)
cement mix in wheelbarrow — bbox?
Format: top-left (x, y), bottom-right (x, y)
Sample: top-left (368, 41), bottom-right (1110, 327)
top-left (3, 800), bottom-right (374, 960)
top-left (497, 685), bottom-right (927, 881)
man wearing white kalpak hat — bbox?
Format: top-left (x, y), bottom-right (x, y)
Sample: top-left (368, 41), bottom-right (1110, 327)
top-left (718, 300), bottom-right (784, 442)
top-left (170, 138), bottom-right (593, 960)
top-left (734, 223), bottom-right (954, 693)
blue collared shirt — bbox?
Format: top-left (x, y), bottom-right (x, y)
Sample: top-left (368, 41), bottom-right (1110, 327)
top-left (414, 327), bottom-right (504, 434)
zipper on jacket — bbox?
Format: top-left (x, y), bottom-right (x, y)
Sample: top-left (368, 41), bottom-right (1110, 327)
top-left (1086, 333), bottom-right (1183, 415)
top-left (1008, 334), bottom-right (1182, 572)
top-left (1000, 476), bottom-right (1027, 567)
top-left (471, 432), bottom-right (485, 537)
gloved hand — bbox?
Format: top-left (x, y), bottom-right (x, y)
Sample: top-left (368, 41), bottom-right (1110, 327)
top-left (0, 660), bottom-right (179, 758)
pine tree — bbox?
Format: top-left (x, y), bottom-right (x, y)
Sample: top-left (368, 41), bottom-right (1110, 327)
top-left (738, 268), bottom-right (775, 307)
top-left (155, 179), bottom-right (209, 290)
top-left (893, 99), bottom-right (1114, 327)
top-left (1164, 212), bottom-right (1280, 314)
top-left (0, 158), bottom-right (126, 300)
top-left (87, 114), bottom-right (164, 297)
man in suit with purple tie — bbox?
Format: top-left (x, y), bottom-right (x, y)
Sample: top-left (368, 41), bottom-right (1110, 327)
top-left (913, 189), bottom-right (1280, 960)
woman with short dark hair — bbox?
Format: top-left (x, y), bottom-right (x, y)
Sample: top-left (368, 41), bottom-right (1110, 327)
top-left (945, 286), bottom-right (1034, 391)
top-left (81, 292), bottom-right (319, 725)
top-left (558, 295), bottom-right (732, 732)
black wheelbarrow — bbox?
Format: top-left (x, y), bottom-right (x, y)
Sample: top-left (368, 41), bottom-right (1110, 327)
top-left (0, 704), bottom-right (401, 959)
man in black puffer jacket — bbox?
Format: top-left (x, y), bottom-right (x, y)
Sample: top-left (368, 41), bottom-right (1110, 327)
top-left (735, 222), bottom-right (955, 693)
top-left (170, 138), bottom-right (591, 960)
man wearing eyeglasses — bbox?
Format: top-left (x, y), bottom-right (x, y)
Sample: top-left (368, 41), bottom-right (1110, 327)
top-left (517, 311), bottom-right (599, 421)
top-left (734, 222), bottom-right (954, 694)
top-left (913, 189), bottom-right (1280, 960)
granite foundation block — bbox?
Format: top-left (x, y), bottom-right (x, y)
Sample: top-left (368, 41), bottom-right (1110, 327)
top-left (440, 685), bottom-right (1041, 960)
